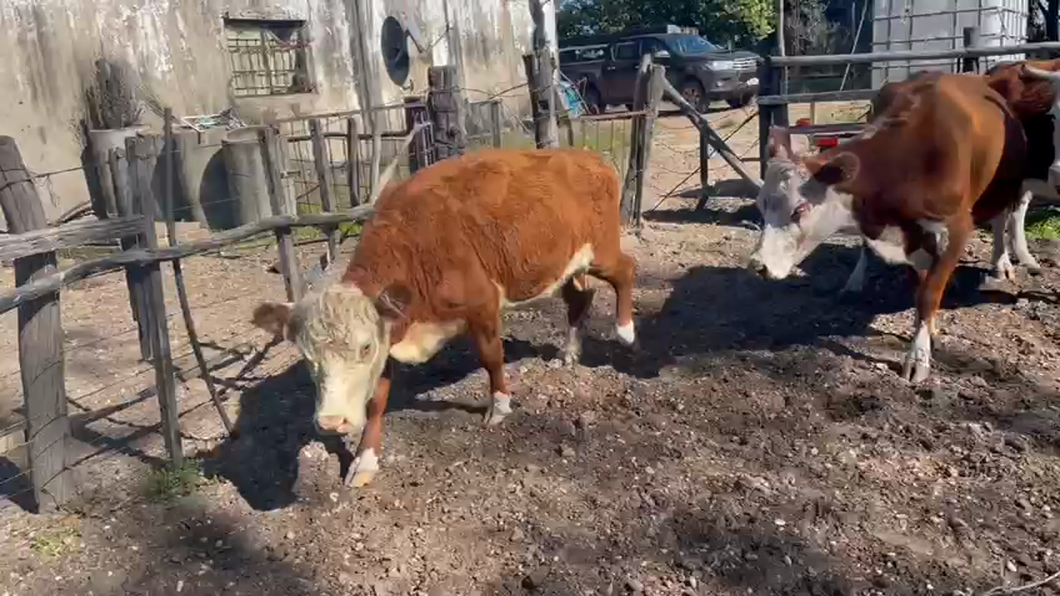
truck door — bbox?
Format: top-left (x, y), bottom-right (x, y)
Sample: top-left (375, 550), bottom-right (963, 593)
top-left (602, 39), bottom-right (642, 106)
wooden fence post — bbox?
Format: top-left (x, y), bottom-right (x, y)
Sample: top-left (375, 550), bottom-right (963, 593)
top-left (112, 146), bottom-right (153, 362)
top-left (346, 117), bottom-right (362, 207)
top-left (528, 0), bottom-right (558, 148)
top-left (260, 127), bottom-right (301, 302)
top-left (489, 99), bottom-right (503, 148)
top-left (621, 55), bottom-right (652, 226)
top-left (309, 118), bottom-right (340, 265)
top-left (0, 136), bottom-right (71, 511)
top-left (632, 64), bottom-right (665, 227)
top-left (758, 57), bottom-right (777, 179)
top-left (137, 116), bottom-right (185, 468)
top-left (405, 97), bottom-right (432, 174)
top-left (427, 66), bottom-right (467, 160)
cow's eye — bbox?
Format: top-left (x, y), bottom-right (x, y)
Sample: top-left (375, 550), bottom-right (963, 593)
top-left (359, 343), bottom-right (372, 360)
top-left (792, 202), bottom-right (811, 222)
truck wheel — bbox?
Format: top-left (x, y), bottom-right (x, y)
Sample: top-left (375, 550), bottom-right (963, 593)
top-left (679, 79), bottom-right (709, 113)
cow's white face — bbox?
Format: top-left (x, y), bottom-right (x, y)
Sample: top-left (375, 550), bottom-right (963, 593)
top-left (1023, 66), bottom-right (1060, 188)
top-left (251, 281), bottom-right (410, 436)
top-left (749, 129), bottom-right (859, 279)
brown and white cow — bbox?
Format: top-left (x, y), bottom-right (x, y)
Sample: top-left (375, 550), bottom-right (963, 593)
top-left (749, 72), bottom-right (1027, 382)
top-left (840, 68), bottom-right (1042, 294)
top-left (251, 148), bottom-right (637, 487)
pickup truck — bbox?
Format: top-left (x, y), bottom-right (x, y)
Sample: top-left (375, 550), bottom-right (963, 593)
top-left (559, 31), bottom-right (761, 114)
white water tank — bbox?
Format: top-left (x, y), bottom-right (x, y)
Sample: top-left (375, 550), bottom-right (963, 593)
top-left (871, 0), bottom-right (1028, 88)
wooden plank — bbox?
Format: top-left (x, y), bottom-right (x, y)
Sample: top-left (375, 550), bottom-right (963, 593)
top-left (768, 40), bottom-right (1060, 69)
top-left (0, 136), bottom-right (70, 511)
top-left (309, 118), bottom-right (340, 265)
top-left (757, 89), bottom-right (879, 106)
top-left (787, 123), bottom-right (868, 136)
top-left (0, 206), bottom-right (376, 315)
top-left (144, 109), bottom-right (183, 467)
top-left (0, 216), bottom-right (145, 261)
top-left (115, 142), bottom-right (153, 362)
top-left (346, 117), bottom-right (362, 206)
top-left (160, 114), bottom-right (234, 438)
top-left (259, 127), bottom-right (301, 302)
top-left (285, 130), bottom-right (414, 143)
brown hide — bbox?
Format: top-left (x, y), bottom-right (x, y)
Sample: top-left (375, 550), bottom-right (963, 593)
top-left (341, 147), bottom-right (625, 346)
top-left (985, 58), bottom-right (1060, 181)
top-left (807, 73), bottom-right (1027, 237)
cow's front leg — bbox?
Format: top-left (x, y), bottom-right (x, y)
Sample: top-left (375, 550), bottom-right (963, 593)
top-left (469, 309), bottom-right (511, 426)
top-left (344, 360), bottom-right (393, 488)
top-left (901, 216), bottom-right (971, 383)
top-left (841, 244), bottom-right (870, 294)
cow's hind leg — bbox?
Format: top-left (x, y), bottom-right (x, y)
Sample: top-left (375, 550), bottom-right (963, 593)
top-left (990, 209), bottom-right (1016, 281)
top-left (589, 251), bottom-right (637, 348)
top-left (344, 361), bottom-right (394, 488)
top-left (1010, 189), bottom-right (1040, 273)
top-left (560, 272), bottom-right (595, 366)
top-left (469, 304), bottom-right (512, 426)
top-left (901, 215), bottom-right (972, 383)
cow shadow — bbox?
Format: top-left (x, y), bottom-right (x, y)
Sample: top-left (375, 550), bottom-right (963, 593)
top-left (576, 243), bottom-right (1012, 379)
top-left (200, 336), bottom-right (554, 511)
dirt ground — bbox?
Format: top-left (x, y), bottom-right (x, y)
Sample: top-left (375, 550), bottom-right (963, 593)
top-left (4, 103), bottom-right (1060, 596)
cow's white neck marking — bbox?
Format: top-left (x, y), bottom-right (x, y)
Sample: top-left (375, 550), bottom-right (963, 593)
top-left (390, 319), bottom-right (467, 364)
top-left (862, 220), bottom-right (942, 272)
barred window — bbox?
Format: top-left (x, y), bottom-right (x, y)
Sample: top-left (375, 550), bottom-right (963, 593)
top-left (224, 18), bottom-right (314, 97)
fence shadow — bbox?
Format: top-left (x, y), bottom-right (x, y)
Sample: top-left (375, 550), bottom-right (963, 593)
top-left (576, 244), bottom-right (1007, 379)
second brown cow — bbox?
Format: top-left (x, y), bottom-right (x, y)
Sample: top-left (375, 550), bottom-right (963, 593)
top-left (251, 147), bottom-right (637, 487)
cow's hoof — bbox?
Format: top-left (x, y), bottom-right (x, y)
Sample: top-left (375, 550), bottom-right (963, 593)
top-left (900, 350), bottom-right (931, 383)
top-left (344, 468), bottom-right (377, 488)
top-left (344, 449), bottom-right (380, 487)
top-left (562, 347), bottom-right (581, 368)
top-left (483, 392), bottom-right (512, 427)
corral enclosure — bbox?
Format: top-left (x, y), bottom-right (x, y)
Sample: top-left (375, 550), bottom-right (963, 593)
top-left (5, 19), bottom-right (1060, 596)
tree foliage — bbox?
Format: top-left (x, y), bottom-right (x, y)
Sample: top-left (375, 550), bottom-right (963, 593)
top-left (557, 0), bottom-right (776, 48)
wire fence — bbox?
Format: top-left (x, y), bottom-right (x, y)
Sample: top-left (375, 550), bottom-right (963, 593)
top-left (0, 241), bottom-right (300, 511)
top-left (0, 81), bottom-right (653, 513)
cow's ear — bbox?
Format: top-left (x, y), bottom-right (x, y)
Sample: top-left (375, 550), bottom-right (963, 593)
top-left (767, 127), bottom-right (794, 160)
top-left (252, 302), bottom-right (296, 340)
top-left (811, 151), bottom-right (860, 187)
top-left (375, 283), bottom-right (413, 321)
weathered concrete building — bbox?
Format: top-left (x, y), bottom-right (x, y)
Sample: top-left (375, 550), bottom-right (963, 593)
top-left (0, 0), bottom-right (555, 217)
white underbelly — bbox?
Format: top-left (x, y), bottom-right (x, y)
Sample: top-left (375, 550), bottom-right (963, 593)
top-left (498, 243), bottom-right (595, 309)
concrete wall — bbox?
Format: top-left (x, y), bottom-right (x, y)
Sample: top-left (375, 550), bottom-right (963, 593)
top-left (0, 0), bottom-right (549, 219)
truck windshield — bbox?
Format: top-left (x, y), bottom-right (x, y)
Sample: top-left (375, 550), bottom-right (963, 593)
top-left (669, 35), bottom-right (719, 55)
